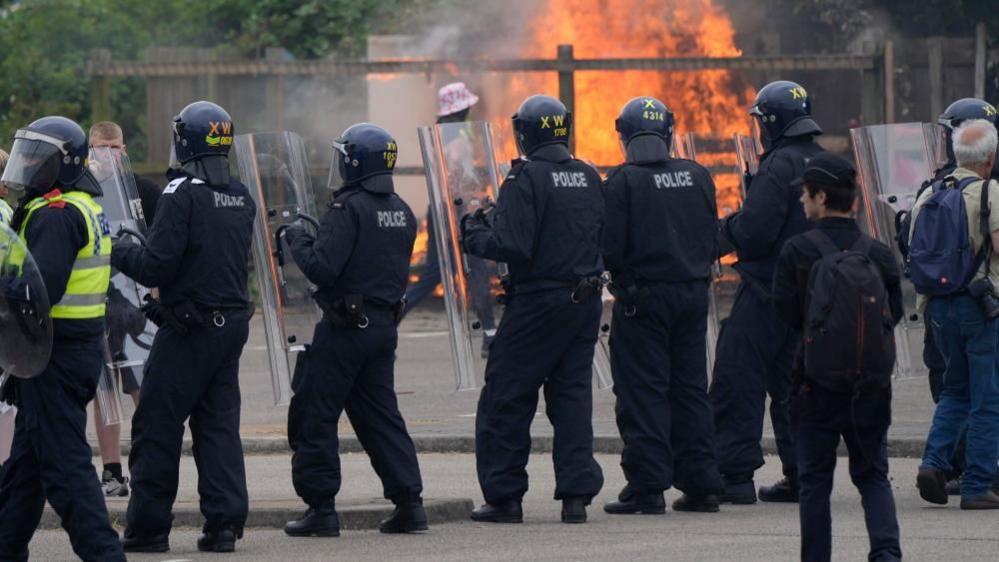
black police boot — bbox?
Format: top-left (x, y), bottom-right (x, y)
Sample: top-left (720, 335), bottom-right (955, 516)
top-left (197, 525), bottom-right (240, 553)
top-left (470, 500), bottom-right (523, 523)
top-left (916, 467), bottom-right (948, 505)
top-left (719, 479), bottom-right (757, 505)
top-left (379, 500), bottom-right (429, 534)
top-left (121, 530), bottom-right (169, 553)
top-left (603, 486), bottom-right (666, 515)
top-left (672, 493), bottom-right (720, 513)
top-left (561, 497), bottom-right (587, 524)
top-left (284, 503), bottom-right (340, 537)
top-left (758, 476), bottom-right (799, 503)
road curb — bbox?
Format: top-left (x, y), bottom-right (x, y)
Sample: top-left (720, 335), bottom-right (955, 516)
top-left (96, 435), bottom-right (927, 458)
top-left (40, 498), bottom-right (474, 530)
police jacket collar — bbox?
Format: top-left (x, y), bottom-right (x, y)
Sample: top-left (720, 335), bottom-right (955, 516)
top-left (625, 135), bottom-right (669, 165)
top-left (359, 173), bottom-right (394, 195)
top-left (527, 143), bottom-right (572, 163)
top-left (164, 169), bottom-right (205, 185)
top-left (761, 133), bottom-right (817, 159)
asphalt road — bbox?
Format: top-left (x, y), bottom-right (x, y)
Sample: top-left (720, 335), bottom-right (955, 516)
top-left (27, 454), bottom-right (999, 561)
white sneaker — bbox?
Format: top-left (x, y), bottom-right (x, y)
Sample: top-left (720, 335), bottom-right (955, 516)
top-left (101, 469), bottom-right (130, 497)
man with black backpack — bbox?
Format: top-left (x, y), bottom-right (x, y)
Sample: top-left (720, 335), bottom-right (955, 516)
top-left (773, 152), bottom-right (903, 562)
top-left (909, 119), bottom-right (999, 510)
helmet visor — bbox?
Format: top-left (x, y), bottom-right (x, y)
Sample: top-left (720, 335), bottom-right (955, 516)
top-left (168, 142), bottom-right (181, 171)
top-left (937, 115), bottom-right (957, 130)
top-left (1, 136), bottom-right (62, 193)
top-left (326, 141), bottom-right (350, 191)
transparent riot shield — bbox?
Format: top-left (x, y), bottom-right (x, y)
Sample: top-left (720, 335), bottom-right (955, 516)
top-left (678, 133), bottom-right (748, 374)
top-left (592, 283), bottom-right (614, 391)
top-left (90, 147), bottom-right (155, 424)
top-left (734, 134), bottom-right (762, 198)
top-left (0, 223), bottom-right (52, 379)
top-left (851, 123), bottom-right (939, 379)
top-left (234, 131), bottom-right (322, 405)
top-left (418, 122), bottom-right (503, 391)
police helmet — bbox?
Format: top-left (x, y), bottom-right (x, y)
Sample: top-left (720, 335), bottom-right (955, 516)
top-left (1, 116), bottom-right (100, 196)
top-left (616, 96), bottom-right (674, 143)
top-left (330, 123), bottom-right (397, 194)
top-left (170, 101), bottom-right (233, 185)
top-left (749, 80), bottom-right (822, 143)
top-left (512, 95), bottom-right (571, 155)
top-left (938, 98), bottom-right (998, 130)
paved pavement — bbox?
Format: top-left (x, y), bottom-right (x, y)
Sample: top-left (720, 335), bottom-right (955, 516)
top-left (88, 307), bottom-right (940, 449)
top-left (28, 453), bottom-right (999, 561)
top-left (48, 306), bottom-right (969, 560)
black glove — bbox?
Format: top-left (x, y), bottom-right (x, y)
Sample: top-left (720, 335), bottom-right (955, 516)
top-left (140, 294), bottom-right (166, 326)
top-left (717, 214), bottom-right (736, 258)
top-left (282, 220), bottom-right (310, 246)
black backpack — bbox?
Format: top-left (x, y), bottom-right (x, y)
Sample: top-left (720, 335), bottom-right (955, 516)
top-left (802, 230), bottom-right (896, 393)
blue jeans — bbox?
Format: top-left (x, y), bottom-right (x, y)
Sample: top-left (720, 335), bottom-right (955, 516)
top-left (922, 296), bottom-right (999, 498)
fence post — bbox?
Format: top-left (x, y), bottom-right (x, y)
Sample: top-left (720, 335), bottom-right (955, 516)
top-left (88, 49), bottom-right (112, 122)
top-left (884, 39), bottom-right (895, 124)
top-left (975, 23), bottom-right (987, 100)
top-left (860, 41), bottom-right (884, 125)
top-left (557, 44), bottom-right (575, 152)
top-left (927, 37), bottom-right (945, 121)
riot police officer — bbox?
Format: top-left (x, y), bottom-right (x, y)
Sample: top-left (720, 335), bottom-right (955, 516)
top-left (463, 95), bottom-right (605, 524)
top-left (283, 124), bottom-right (427, 537)
top-left (710, 81), bottom-right (824, 504)
top-left (601, 97), bottom-right (724, 515)
top-left (0, 116), bottom-right (124, 561)
top-left (113, 101), bottom-right (256, 553)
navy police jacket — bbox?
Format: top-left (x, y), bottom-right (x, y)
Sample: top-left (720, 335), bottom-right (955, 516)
top-left (462, 143), bottom-right (605, 290)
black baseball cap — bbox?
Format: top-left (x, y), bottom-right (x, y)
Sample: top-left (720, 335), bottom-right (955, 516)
top-left (791, 152), bottom-right (857, 187)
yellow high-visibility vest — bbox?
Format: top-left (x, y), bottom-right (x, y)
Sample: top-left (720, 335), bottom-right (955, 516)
top-left (19, 190), bottom-right (111, 319)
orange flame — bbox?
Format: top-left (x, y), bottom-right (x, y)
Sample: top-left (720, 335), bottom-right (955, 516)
top-left (488, 0), bottom-right (755, 175)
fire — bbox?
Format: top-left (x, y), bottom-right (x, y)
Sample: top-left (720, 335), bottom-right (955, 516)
top-left (408, 0), bottom-right (758, 299)
top-left (486, 0), bottom-right (755, 212)
top-left (409, 217), bottom-right (445, 298)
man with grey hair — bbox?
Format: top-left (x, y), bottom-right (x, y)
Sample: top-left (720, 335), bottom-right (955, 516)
top-left (909, 118), bottom-right (999, 509)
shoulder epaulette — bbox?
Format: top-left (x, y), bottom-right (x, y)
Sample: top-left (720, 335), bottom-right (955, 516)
top-left (331, 188), bottom-right (363, 210)
top-left (163, 177), bottom-right (187, 194)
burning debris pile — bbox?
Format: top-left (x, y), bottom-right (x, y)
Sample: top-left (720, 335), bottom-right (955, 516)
top-left (501, 0), bottom-right (753, 161)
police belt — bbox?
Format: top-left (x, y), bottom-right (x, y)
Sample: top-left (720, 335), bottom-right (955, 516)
top-left (150, 300), bottom-right (252, 335)
top-left (316, 295), bottom-right (403, 328)
top-left (508, 277), bottom-right (603, 303)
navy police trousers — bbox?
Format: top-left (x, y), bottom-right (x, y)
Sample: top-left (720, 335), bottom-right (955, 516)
top-left (709, 281), bottom-right (798, 483)
top-left (289, 318), bottom-right (423, 506)
top-left (475, 289), bottom-right (604, 504)
top-left (610, 282), bottom-right (723, 495)
top-left (0, 340), bottom-right (125, 562)
top-left (126, 315), bottom-right (250, 537)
